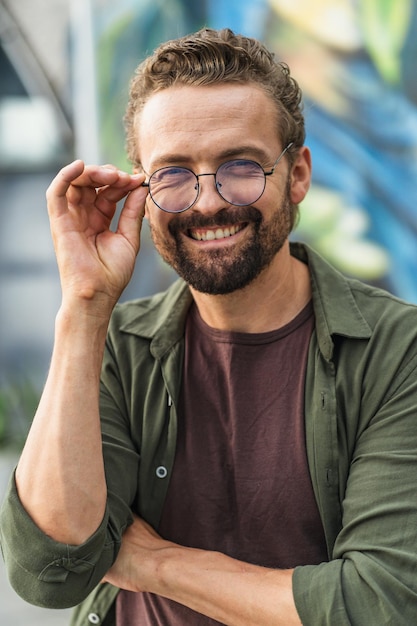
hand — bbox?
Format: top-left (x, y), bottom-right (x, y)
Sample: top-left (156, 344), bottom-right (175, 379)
top-left (46, 160), bottom-right (148, 313)
top-left (102, 515), bottom-right (172, 592)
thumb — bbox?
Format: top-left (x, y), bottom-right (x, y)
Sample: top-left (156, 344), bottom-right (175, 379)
top-left (116, 184), bottom-right (148, 250)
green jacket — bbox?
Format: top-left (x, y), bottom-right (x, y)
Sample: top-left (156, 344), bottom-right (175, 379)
top-left (2, 243), bottom-right (417, 625)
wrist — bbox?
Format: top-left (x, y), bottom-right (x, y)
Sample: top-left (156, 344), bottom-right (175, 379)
top-left (53, 303), bottom-right (111, 369)
top-left (57, 295), bottom-right (114, 332)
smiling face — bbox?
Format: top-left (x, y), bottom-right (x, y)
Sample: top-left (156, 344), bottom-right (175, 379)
top-left (137, 83), bottom-right (309, 295)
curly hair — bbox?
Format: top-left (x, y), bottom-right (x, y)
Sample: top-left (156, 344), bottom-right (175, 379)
top-left (124, 28), bottom-right (305, 168)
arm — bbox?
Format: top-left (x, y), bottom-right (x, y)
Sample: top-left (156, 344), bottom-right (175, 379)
top-left (14, 160), bottom-right (147, 545)
top-left (103, 515), bottom-right (302, 626)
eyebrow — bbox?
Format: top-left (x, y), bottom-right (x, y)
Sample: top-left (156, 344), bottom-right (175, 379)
top-left (148, 145), bottom-right (271, 170)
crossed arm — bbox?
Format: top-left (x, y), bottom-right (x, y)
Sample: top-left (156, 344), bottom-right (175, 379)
top-left (103, 515), bottom-right (301, 626)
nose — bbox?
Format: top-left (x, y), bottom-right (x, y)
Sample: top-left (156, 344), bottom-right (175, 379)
top-left (192, 173), bottom-right (227, 215)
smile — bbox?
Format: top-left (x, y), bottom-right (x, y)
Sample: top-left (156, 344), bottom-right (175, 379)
top-left (188, 223), bottom-right (245, 241)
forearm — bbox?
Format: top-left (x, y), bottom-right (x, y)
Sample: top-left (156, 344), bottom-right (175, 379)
top-left (8, 162), bottom-right (145, 550)
top-left (113, 525), bottom-right (301, 626)
top-left (155, 546), bottom-right (301, 626)
top-left (15, 303), bottom-right (110, 545)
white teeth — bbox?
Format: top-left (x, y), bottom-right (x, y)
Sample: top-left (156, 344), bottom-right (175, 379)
top-left (191, 224), bottom-right (242, 241)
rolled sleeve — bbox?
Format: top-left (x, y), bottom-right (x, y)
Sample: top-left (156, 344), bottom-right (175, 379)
top-left (0, 472), bottom-right (118, 609)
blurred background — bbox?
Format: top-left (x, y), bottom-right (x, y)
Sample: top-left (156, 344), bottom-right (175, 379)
top-left (1, 0), bottom-right (417, 623)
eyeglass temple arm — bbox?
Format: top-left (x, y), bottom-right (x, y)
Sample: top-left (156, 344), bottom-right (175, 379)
top-left (264, 142), bottom-right (294, 176)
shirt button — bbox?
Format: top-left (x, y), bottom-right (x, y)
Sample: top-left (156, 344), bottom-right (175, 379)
top-left (88, 613), bottom-right (100, 624)
top-left (156, 465), bottom-right (168, 479)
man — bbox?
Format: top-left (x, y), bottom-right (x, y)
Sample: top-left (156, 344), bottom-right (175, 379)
top-left (1, 28), bottom-right (417, 626)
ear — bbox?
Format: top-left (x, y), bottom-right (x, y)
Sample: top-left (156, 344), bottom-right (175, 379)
top-left (289, 146), bottom-right (312, 205)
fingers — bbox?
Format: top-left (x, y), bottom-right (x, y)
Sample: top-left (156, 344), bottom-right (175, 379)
top-left (46, 161), bottom-right (147, 220)
top-left (53, 160), bottom-right (85, 194)
top-left (94, 175), bottom-right (146, 217)
top-left (70, 163), bottom-right (145, 193)
top-left (46, 160), bottom-right (85, 218)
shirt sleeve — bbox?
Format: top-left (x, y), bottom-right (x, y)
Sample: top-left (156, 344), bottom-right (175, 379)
top-left (293, 353), bottom-right (417, 624)
top-left (0, 472), bottom-right (118, 608)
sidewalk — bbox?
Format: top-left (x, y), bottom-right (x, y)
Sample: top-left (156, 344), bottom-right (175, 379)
top-left (0, 452), bottom-right (72, 626)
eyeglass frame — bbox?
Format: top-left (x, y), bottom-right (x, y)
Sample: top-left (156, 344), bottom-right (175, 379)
top-left (141, 142), bottom-right (294, 213)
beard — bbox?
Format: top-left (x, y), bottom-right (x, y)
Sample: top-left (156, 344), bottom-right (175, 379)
top-left (148, 185), bottom-right (293, 295)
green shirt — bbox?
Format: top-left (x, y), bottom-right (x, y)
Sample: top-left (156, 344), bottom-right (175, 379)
top-left (2, 243), bottom-right (417, 625)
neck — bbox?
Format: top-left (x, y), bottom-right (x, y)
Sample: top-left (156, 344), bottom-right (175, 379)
top-left (190, 243), bottom-right (312, 333)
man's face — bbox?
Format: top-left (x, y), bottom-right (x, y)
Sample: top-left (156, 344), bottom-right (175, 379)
top-left (137, 83), bottom-right (297, 295)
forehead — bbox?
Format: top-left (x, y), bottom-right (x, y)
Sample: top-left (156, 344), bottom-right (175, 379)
top-left (136, 83), bottom-right (279, 166)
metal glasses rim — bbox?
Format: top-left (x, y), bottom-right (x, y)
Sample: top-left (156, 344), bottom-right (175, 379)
top-left (141, 141), bottom-right (294, 213)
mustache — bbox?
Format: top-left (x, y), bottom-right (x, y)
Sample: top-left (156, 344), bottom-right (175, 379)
top-left (168, 206), bottom-right (262, 235)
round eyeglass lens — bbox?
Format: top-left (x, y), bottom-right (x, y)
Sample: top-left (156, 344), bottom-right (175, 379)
top-left (148, 159), bottom-right (267, 212)
top-left (149, 167), bottom-right (198, 213)
top-left (216, 160), bottom-right (266, 206)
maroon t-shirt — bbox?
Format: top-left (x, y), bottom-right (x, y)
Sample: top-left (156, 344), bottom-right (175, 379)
top-left (117, 301), bottom-right (328, 624)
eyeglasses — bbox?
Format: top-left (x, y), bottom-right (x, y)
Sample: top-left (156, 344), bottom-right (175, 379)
top-left (141, 142), bottom-right (293, 213)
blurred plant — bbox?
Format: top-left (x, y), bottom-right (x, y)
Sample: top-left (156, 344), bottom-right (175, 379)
top-left (296, 185), bottom-right (390, 281)
top-left (0, 380), bottom-right (39, 450)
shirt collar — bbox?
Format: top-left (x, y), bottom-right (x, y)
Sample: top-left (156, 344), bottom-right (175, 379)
top-left (117, 242), bottom-right (372, 362)
top-left (118, 279), bottom-right (192, 358)
top-left (290, 242), bottom-right (372, 361)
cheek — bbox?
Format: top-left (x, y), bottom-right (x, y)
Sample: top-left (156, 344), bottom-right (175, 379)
top-left (257, 180), bottom-right (286, 214)
top-left (144, 196), bottom-right (163, 225)
top-left (145, 202), bottom-right (174, 235)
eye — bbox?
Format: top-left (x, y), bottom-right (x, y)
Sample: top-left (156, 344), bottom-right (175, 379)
top-left (150, 167), bottom-right (196, 194)
top-left (219, 160), bottom-right (263, 178)
top-left (154, 166), bottom-right (189, 182)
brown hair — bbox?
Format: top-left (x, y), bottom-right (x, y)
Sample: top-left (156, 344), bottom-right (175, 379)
top-left (124, 28), bottom-right (305, 168)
